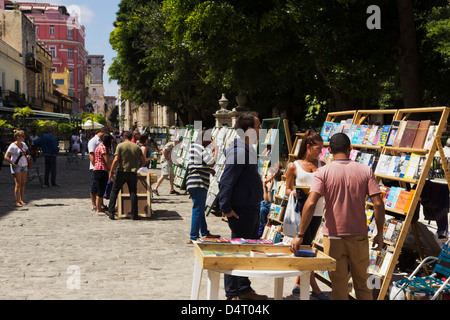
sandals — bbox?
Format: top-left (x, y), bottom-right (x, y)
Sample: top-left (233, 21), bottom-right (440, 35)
top-left (170, 190), bottom-right (180, 195)
top-left (152, 189), bottom-right (159, 196)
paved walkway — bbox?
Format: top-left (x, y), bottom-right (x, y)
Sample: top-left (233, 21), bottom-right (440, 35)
top-left (0, 155), bottom-right (319, 300)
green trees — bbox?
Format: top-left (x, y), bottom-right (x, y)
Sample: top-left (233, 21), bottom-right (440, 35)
top-left (109, 0), bottom-right (450, 127)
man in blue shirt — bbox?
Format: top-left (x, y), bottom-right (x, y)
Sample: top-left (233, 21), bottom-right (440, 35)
top-left (34, 127), bottom-right (59, 187)
top-left (218, 113), bottom-right (266, 300)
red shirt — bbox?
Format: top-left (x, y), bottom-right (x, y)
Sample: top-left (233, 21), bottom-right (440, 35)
top-left (94, 143), bottom-right (108, 171)
top-left (310, 160), bottom-right (381, 237)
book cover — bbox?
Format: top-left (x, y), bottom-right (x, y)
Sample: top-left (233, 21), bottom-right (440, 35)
top-left (386, 121), bottom-right (400, 146)
top-left (412, 120), bottom-right (431, 149)
top-left (414, 155), bottom-right (427, 180)
top-left (375, 154), bottom-right (392, 176)
top-left (264, 128), bottom-right (273, 144)
top-left (362, 125), bottom-right (373, 145)
top-left (367, 125), bottom-right (378, 146)
top-left (386, 187), bottom-right (403, 209)
top-left (378, 125), bottom-right (391, 147)
top-left (320, 122), bottom-right (336, 142)
top-left (397, 154), bottom-right (410, 178)
top-left (399, 120), bottom-right (420, 148)
top-left (424, 125), bottom-right (438, 150)
top-left (393, 121), bottom-right (407, 148)
top-left (271, 204), bottom-right (283, 220)
top-left (350, 149), bottom-right (360, 161)
top-left (394, 190), bottom-right (410, 212)
top-left (403, 189), bottom-right (416, 213)
top-left (387, 156), bottom-right (400, 177)
top-left (347, 124), bottom-right (357, 141)
top-left (319, 148), bottom-right (328, 162)
top-left (383, 187), bottom-right (391, 204)
top-left (342, 123), bottom-right (352, 137)
top-left (404, 153), bottom-right (421, 180)
top-left (351, 125), bottom-right (362, 144)
top-left (357, 125), bottom-right (368, 144)
top-left (373, 127), bottom-right (383, 145)
top-left (367, 125), bottom-right (379, 145)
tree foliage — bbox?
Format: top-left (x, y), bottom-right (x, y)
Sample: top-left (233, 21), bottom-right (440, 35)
top-left (109, 0), bottom-right (450, 126)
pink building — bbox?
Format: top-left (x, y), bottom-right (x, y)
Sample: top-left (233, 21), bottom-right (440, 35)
top-left (4, 1), bottom-right (88, 114)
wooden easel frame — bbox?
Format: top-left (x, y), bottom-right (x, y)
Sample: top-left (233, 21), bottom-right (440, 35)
top-left (313, 106), bottom-right (450, 300)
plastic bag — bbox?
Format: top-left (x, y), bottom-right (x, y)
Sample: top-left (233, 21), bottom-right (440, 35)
top-left (137, 167), bottom-right (149, 173)
top-left (283, 191), bottom-right (300, 237)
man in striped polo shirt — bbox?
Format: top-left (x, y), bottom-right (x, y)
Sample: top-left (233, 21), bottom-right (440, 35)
top-left (186, 130), bottom-right (220, 243)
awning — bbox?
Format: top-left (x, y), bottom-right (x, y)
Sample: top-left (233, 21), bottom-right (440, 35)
top-left (0, 106), bottom-right (71, 122)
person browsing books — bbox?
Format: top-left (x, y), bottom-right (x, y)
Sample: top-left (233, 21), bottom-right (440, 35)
top-left (218, 113), bottom-right (267, 300)
top-left (285, 130), bottom-right (328, 300)
top-left (107, 131), bottom-right (146, 220)
top-left (290, 133), bottom-right (385, 300)
top-left (186, 130), bottom-right (220, 243)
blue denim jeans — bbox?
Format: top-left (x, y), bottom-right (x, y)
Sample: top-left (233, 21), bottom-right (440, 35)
top-left (188, 187), bottom-right (210, 240)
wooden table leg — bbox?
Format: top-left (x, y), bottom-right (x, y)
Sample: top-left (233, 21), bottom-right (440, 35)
top-left (274, 278), bottom-right (284, 300)
top-left (190, 259), bottom-right (203, 300)
top-left (299, 271), bottom-right (310, 300)
top-left (207, 270), bottom-right (220, 300)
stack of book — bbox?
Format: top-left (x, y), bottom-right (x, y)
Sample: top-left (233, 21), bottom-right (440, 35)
top-left (382, 218), bottom-right (404, 244)
top-left (261, 225), bottom-right (283, 243)
top-left (320, 119), bottom-right (437, 149)
top-left (368, 246), bottom-right (395, 276)
top-left (375, 153), bottom-right (427, 180)
top-left (350, 150), bottom-right (377, 168)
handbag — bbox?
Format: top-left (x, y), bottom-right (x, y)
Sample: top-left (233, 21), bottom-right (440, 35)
top-left (283, 191), bottom-right (300, 237)
top-left (103, 179), bottom-right (113, 199)
top-left (15, 142), bottom-right (32, 169)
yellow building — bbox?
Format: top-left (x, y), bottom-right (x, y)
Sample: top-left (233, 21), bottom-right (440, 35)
top-left (0, 38), bottom-right (24, 107)
top-left (52, 68), bottom-right (70, 96)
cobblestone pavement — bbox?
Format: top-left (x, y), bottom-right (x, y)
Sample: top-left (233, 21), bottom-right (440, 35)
top-left (0, 156), bottom-right (323, 300)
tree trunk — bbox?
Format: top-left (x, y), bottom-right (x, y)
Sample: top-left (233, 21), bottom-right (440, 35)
top-left (396, 0), bottom-right (422, 108)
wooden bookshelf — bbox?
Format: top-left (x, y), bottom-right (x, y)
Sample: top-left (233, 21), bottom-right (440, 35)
top-left (312, 106), bottom-right (450, 300)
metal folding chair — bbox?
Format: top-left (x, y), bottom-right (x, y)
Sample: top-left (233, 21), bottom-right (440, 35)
top-left (391, 239), bottom-right (450, 300)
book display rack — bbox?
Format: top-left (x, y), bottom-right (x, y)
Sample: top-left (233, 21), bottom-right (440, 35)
top-left (172, 126), bottom-right (197, 190)
top-left (314, 106), bottom-right (450, 300)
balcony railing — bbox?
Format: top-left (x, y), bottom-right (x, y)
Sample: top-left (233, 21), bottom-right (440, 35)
top-left (44, 91), bottom-right (58, 104)
top-left (0, 90), bottom-right (26, 106)
top-left (25, 53), bottom-right (42, 73)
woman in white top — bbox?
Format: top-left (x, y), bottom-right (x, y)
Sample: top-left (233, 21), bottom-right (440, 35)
top-left (4, 130), bottom-right (31, 207)
top-left (285, 129), bottom-right (328, 300)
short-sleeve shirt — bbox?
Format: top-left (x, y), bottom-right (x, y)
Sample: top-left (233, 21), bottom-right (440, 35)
top-left (6, 142), bottom-right (28, 167)
top-left (161, 142), bottom-right (175, 164)
top-left (93, 143), bottom-right (108, 172)
top-left (310, 160), bottom-right (381, 237)
top-left (88, 135), bottom-right (102, 170)
top-left (115, 141), bottom-right (142, 172)
top-left (186, 143), bottom-right (215, 190)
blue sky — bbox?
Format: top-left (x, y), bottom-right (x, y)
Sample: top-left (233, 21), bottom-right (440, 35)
top-left (31, 0), bottom-right (121, 97)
